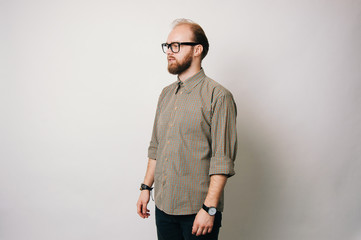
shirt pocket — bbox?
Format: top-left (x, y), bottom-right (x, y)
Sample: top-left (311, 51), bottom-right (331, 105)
top-left (178, 106), bottom-right (210, 140)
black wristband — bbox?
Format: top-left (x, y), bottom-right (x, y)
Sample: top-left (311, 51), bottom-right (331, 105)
top-left (140, 183), bottom-right (153, 191)
top-left (202, 204), bottom-right (217, 216)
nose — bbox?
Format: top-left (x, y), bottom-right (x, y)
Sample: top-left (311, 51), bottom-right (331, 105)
top-left (166, 46), bottom-right (173, 55)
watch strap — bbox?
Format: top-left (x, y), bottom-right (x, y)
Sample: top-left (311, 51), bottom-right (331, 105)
top-left (140, 183), bottom-right (153, 191)
top-left (202, 204), bottom-right (217, 216)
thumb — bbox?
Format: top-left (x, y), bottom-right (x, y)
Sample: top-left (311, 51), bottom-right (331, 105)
top-left (142, 202), bottom-right (147, 214)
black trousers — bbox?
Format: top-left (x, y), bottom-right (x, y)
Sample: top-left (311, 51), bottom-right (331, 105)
top-left (155, 207), bottom-right (222, 240)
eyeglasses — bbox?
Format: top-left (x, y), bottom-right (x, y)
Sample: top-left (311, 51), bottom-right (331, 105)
top-left (161, 42), bottom-right (199, 53)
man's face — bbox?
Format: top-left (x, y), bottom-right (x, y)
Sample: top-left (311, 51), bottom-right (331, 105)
top-left (166, 25), bottom-right (195, 75)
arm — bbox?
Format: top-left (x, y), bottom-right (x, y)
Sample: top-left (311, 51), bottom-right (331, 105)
top-left (137, 89), bottom-right (165, 218)
top-left (204, 174), bottom-right (228, 208)
top-left (136, 158), bottom-right (156, 219)
top-left (192, 174), bottom-right (227, 236)
top-left (193, 92), bottom-right (237, 236)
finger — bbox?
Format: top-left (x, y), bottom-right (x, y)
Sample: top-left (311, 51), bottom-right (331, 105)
top-left (202, 228), bottom-right (208, 235)
top-left (138, 210), bottom-right (144, 218)
top-left (140, 207), bottom-right (146, 218)
top-left (192, 225), bottom-right (197, 235)
top-left (196, 227), bottom-right (203, 236)
top-left (142, 203), bottom-right (147, 215)
top-left (144, 208), bottom-right (150, 218)
top-left (207, 227), bottom-right (213, 234)
top-left (136, 202), bottom-right (143, 217)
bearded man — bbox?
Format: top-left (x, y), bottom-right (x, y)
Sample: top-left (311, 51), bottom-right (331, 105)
top-left (136, 19), bottom-right (238, 240)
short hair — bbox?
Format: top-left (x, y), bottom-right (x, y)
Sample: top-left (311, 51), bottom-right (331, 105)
top-left (171, 18), bottom-right (209, 60)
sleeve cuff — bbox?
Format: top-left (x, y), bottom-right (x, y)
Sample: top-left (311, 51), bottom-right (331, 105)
top-left (148, 147), bottom-right (157, 160)
top-left (209, 156), bottom-right (235, 177)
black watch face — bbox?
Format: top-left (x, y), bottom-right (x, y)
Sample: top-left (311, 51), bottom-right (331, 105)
top-left (209, 207), bottom-right (217, 216)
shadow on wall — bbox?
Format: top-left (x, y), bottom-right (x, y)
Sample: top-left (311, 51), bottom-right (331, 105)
top-left (217, 59), bottom-right (284, 240)
top-left (221, 121), bottom-right (282, 240)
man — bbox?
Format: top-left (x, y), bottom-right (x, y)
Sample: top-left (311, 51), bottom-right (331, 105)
top-left (136, 19), bottom-right (237, 240)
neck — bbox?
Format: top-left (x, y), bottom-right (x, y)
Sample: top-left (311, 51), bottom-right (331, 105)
top-left (178, 61), bottom-right (201, 82)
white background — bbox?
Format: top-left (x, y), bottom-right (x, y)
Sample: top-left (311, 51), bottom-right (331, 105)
top-left (1, 0), bottom-right (360, 239)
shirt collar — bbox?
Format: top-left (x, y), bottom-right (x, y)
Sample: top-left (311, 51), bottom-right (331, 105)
top-left (176, 68), bottom-right (206, 94)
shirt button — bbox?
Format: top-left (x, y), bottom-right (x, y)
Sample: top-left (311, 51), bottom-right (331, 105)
top-left (180, 92), bottom-right (183, 94)
top-left (167, 140), bottom-right (170, 144)
top-left (165, 158), bottom-right (168, 161)
top-left (174, 107), bottom-right (178, 110)
top-left (169, 123), bottom-right (173, 127)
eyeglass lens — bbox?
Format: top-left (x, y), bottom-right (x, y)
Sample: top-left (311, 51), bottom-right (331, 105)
top-left (162, 43), bottom-right (180, 53)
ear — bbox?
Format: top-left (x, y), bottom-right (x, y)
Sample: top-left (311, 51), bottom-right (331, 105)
top-left (194, 44), bottom-right (203, 58)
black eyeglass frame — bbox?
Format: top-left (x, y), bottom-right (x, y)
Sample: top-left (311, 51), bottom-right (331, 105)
top-left (161, 42), bottom-right (200, 53)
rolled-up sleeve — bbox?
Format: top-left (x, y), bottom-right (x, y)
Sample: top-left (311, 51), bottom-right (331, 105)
top-left (209, 93), bottom-right (237, 177)
top-left (147, 89), bottom-right (166, 160)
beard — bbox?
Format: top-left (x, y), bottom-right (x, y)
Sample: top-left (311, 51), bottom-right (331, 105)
top-left (167, 51), bottom-right (193, 75)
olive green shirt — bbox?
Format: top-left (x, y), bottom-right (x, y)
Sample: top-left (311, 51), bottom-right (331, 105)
top-left (148, 69), bottom-right (237, 215)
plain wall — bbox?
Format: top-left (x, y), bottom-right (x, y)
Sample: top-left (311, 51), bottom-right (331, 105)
top-left (1, 0), bottom-right (360, 239)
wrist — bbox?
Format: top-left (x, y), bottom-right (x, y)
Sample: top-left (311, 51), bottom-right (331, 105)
top-left (139, 183), bottom-right (153, 191)
top-left (202, 204), bottom-right (217, 216)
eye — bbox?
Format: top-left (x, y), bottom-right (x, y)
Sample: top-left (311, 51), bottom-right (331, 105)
top-left (171, 43), bottom-right (180, 50)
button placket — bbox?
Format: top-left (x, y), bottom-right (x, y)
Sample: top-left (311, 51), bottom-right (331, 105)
top-left (161, 83), bottom-right (183, 189)
top-left (171, 84), bottom-right (183, 127)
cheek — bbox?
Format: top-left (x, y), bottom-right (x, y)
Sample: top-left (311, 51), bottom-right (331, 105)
top-left (176, 55), bottom-right (187, 63)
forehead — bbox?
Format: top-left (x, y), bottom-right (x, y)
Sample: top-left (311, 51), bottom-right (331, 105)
top-left (167, 24), bottom-right (194, 43)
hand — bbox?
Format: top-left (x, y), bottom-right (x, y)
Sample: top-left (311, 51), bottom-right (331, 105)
top-left (192, 208), bottom-right (215, 236)
top-left (136, 190), bottom-right (150, 218)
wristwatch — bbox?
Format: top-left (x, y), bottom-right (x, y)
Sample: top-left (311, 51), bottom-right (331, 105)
top-left (140, 183), bottom-right (153, 191)
top-left (202, 204), bottom-right (217, 216)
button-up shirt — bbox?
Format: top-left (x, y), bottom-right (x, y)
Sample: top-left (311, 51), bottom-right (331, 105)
top-left (148, 69), bottom-right (237, 215)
